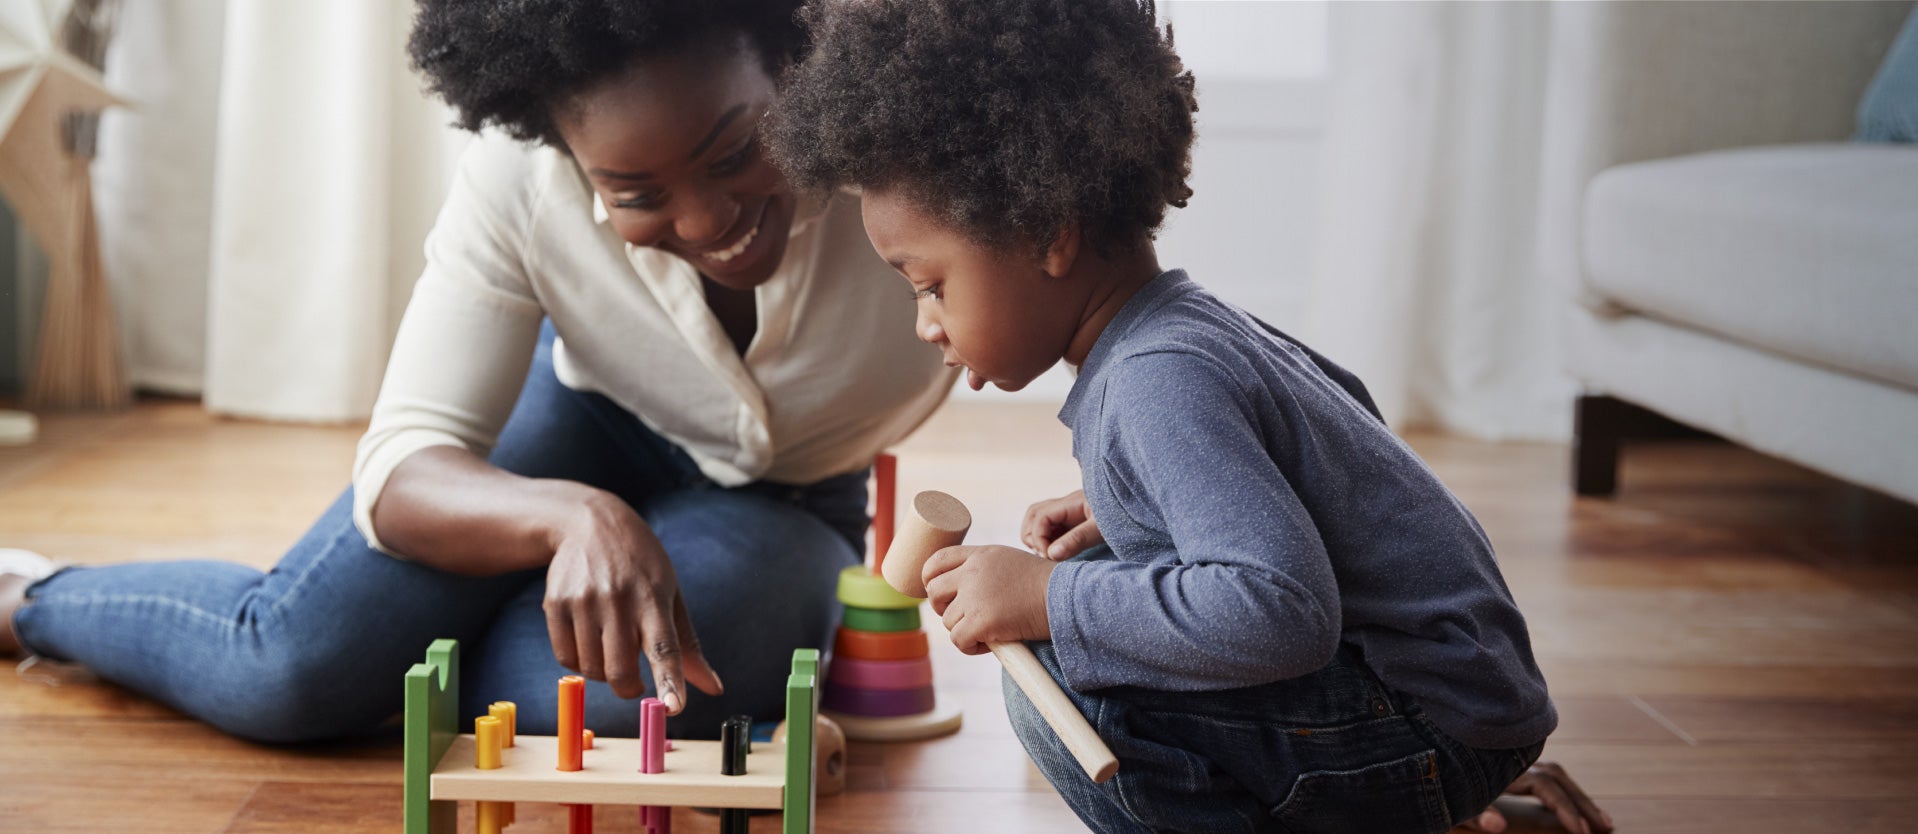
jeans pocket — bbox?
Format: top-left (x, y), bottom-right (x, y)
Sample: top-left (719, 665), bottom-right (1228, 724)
top-left (1269, 749), bottom-right (1451, 834)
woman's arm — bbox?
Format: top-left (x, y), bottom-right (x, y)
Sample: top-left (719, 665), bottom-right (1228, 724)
top-left (371, 445), bottom-right (594, 576)
top-left (374, 445), bottom-right (722, 711)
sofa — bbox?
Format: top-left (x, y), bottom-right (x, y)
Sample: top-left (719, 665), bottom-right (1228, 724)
top-left (1540, 1), bottom-right (1918, 504)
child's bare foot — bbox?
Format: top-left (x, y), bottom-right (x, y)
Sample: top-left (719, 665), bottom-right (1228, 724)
top-left (0, 549), bottom-right (54, 657)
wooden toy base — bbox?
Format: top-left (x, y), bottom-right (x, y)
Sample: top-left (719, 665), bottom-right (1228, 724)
top-left (434, 734), bottom-right (788, 808)
top-left (825, 701), bottom-right (963, 742)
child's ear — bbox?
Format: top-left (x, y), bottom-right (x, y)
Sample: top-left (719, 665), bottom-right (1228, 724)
top-left (1040, 224), bottom-right (1081, 280)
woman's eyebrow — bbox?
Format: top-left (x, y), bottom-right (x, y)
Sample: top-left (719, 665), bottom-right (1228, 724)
top-left (686, 104), bottom-right (748, 160)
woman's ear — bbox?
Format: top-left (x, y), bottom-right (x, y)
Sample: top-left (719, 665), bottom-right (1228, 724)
top-left (1041, 224), bottom-right (1082, 279)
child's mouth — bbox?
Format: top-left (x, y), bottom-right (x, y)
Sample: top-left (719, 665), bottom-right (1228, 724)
top-left (967, 368), bottom-right (986, 391)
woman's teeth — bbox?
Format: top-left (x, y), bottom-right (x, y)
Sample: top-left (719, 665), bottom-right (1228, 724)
top-left (704, 222), bottom-right (759, 264)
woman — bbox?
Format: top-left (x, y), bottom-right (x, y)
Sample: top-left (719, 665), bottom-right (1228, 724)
top-left (0, 0), bottom-right (951, 741)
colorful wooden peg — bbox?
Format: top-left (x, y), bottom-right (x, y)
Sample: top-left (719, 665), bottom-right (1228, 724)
top-left (640, 697), bottom-right (668, 833)
top-left (489, 701), bottom-right (517, 747)
top-left (474, 716), bottom-right (503, 770)
top-left (558, 675), bottom-right (585, 772)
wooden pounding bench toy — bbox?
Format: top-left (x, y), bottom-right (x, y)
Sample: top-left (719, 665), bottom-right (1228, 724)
top-left (402, 640), bottom-right (821, 834)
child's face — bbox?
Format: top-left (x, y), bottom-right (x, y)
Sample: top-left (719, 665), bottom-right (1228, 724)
top-left (862, 190), bottom-right (1082, 392)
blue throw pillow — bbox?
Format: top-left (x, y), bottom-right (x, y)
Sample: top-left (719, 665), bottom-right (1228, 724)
top-left (1857, 7), bottom-right (1918, 142)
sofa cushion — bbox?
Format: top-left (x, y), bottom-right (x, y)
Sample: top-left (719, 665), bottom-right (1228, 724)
top-left (1583, 144), bottom-right (1918, 392)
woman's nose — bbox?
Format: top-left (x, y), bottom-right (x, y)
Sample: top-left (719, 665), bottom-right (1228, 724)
top-left (673, 190), bottom-right (742, 249)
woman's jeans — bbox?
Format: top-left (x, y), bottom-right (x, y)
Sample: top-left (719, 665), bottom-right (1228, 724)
top-left (13, 323), bottom-right (865, 743)
top-left (1008, 640), bottom-right (1544, 834)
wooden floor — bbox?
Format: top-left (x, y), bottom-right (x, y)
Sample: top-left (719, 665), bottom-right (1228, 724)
top-left (2, 398), bottom-right (1916, 833)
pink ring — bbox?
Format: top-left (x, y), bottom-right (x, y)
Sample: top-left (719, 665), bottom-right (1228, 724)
top-left (827, 656), bottom-right (934, 690)
top-left (822, 682), bottom-right (937, 716)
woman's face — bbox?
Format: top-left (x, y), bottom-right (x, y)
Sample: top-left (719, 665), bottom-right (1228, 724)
top-left (555, 36), bottom-right (795, 291)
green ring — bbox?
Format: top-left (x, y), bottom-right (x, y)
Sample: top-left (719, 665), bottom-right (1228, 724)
top-left (836, 565), bottom-right (922, 610)
top-left (841, 605), bottom-right (921, 633)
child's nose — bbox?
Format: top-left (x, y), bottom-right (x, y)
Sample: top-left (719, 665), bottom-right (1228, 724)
top-left (917, 316), bottom-right (945, 345)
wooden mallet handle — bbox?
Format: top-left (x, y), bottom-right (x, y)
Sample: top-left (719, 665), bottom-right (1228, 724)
top-left (884, 491), bottom-right (1120, 784)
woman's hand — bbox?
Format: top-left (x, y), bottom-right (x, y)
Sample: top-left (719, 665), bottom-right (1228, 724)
top-left (922, 544), bottom-right (1057, 655)
top-left (1021, 490), bottom-right (1104, 561)
top-left (543, 491), bottom-right (723, 712)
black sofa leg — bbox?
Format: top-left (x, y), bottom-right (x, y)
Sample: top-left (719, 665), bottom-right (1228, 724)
top-left (1573, 394), bottom-right (1622, 496)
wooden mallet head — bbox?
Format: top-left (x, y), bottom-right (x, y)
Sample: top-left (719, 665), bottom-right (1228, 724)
top-left (880, 491), bottom-right (972, 598)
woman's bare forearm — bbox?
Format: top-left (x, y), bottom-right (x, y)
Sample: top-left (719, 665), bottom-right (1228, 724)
top-left (369, 445), bottom-right (608, 576)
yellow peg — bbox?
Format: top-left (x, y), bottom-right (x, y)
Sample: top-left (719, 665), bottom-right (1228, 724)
top-left (475, 715), bottom-right (504, 770)
top-left (490, 701), bottom-right (518, 748)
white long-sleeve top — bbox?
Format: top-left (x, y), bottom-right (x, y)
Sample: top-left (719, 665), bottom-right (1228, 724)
top-left (352, 131), bottom-right (954, 555)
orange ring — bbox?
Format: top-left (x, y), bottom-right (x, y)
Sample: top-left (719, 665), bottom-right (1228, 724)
top-left (833, 626), bottom-right (929, 661)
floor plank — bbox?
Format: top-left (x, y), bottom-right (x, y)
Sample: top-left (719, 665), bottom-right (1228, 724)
top-left (4, 398), bottom-right (1917, 833)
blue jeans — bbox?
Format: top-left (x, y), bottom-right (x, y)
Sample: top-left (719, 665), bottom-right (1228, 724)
top-left (14, 324), bottom-right (866, 743)
top-left (1007, 640), bottom-right (1543, 834)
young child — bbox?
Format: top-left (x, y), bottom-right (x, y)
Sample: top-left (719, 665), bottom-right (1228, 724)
top-left (769, 2), bottom-right (1593, 832)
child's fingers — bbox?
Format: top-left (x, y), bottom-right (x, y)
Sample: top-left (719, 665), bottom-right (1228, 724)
top-left (921, 544), bottom-right (970, 588)
top-left (942, 608), bottom-right (989, 656)
top-left (1021, 492), bottom-right (1089, 553)
top-left (1045, 520), bottom-right (1105, 561)
top-left (924, 570), bottom-right (958, 616)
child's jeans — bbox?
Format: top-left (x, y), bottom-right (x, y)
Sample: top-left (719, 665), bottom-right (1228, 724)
top-left (1008, 641), bottom-right (1544, 834)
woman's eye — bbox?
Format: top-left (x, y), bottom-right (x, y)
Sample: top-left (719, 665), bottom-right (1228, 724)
top-left (710, 137), bottom-right (758, 177)
top-left (614, 192), bottom-right (666, 211)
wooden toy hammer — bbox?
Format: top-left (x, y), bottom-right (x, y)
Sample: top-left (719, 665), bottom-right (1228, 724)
top-left (882, 490), bottom-right (1120, 783)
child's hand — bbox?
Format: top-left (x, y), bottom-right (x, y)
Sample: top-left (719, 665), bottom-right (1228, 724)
top-left (1021, 490), bottom-right (1104, 561)
top-left (922, 544), bottom-right (1058, 655)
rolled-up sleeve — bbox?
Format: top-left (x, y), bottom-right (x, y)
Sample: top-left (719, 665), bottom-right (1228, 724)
top-left (351, 139), bottom-right (547, 555)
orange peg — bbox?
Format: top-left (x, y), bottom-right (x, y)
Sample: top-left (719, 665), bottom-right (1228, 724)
top-left (558, 675), bottom-right (585, 771)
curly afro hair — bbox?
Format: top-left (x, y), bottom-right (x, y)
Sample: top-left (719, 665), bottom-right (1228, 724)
top-left (767, 0), bottom-right (1197, 256)
top-left (410, 0), bottom-right (807, 147)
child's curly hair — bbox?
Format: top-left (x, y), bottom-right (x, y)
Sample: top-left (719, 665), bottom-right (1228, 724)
top-left (767, 0), bottom-right (1197, 257)
top-left (409, 0), bottom-right (807, 148)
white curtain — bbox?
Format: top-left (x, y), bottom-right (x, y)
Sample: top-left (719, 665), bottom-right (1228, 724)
top-left (1305, 2), bottom-right (1574, 441)
top-left (96, 1), bottom-right (465, 422)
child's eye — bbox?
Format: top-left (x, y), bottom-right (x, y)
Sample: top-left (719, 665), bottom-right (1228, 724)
top-left (909, 285), bottom-right (942, 301)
